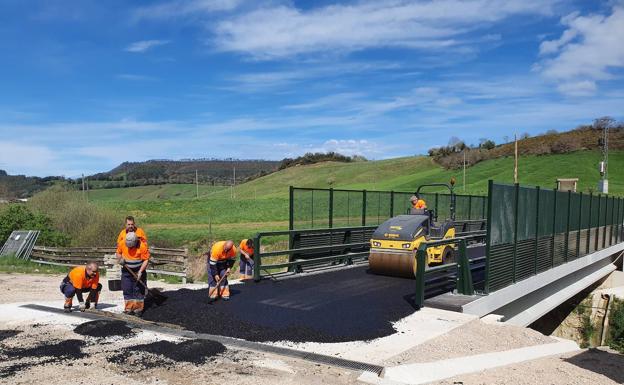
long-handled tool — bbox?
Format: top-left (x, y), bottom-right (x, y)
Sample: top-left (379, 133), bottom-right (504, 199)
top-left (208, 272), bottom-right (228, 302)
top-left (123, 264), bottom-right (168, 305)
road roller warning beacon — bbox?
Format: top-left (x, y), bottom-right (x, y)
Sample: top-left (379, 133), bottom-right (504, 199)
top-left (369, 182), bottom-right (457, 278)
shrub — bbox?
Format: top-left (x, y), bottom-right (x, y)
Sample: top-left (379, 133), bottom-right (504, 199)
top-left (28, 187), bottom-right (119, 247)
top-left (0, 204), bottom-right (69, 246)
top-left (609, 297), bottom-right (624, 353)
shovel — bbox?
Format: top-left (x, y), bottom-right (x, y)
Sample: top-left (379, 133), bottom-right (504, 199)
top-left (123, 264), bottom-right (168, 306)
top-left (208, 273), bottom-right (228, 303)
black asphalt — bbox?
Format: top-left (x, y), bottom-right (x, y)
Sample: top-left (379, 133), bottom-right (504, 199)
top-left (108, 340), bottom-right (227, 368)
top-left (74, 320), bottom-right (135, 338)
top-left (143, 266), bottom-right (418, 343)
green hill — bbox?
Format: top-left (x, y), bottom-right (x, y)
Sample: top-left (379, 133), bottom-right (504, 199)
top-left (51, 150), bottom-right (624, 247)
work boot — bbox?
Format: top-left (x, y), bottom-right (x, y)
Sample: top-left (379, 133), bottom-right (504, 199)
top-left (123, 301), bottom-right (133, 314)
top-left (84, 301), bottom-right (91, 309)
top-left (133, 302), bottom-right (144, 317)
top-left (64, 297), bottom-right (73, 313)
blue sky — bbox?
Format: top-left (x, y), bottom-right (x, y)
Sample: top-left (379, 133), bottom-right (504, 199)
top-left (1, 0), bottom-right (623, 177)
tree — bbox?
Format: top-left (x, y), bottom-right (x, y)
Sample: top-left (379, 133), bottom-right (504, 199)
top-left (593, 116), bottom-right (616, 130)
top-left (480, 140), bottom-right (496, 150)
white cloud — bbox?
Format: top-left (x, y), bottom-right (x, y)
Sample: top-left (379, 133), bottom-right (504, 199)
top-left (0, 142), bottom-right (57, 176)
top-left (213, 0), bottom-right (559, 59)
top-left (133, 0), bottom-right (243, 21)
top-left (538, 5), bottom-right (624, 96)
top-left (316, 139), bottom-right (379, 157)
top-left (125, 39), bottom-right (170, 53)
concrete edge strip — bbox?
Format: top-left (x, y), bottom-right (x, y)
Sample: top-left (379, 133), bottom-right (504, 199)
top-left (20, 304), bottom-right (385, 376)
top-left (359, 339), bottom-right (579, 385)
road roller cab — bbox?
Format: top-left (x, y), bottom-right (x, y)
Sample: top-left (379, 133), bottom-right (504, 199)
top-left (368, 182), bottom-right (457, 278)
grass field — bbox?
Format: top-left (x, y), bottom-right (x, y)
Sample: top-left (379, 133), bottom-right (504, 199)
top-left (80, 150), bottom-right (623, 249)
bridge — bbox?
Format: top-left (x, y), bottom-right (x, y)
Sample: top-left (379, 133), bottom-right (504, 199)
top-left (251, 182), bottom-right (624, 327)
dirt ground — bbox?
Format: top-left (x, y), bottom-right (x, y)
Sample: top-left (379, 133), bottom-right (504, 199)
top-left (2, 273), bottom-right (624, 385)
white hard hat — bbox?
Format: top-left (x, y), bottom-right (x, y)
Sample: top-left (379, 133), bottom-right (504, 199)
top-left (125, 232), bottom-right (138, 248)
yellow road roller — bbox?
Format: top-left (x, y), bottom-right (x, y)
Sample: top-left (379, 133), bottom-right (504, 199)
top-left (369, 182), bottom-right (457, 278)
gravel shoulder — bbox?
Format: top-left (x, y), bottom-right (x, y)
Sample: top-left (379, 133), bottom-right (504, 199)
top-left (384, 319), bottom-right (556, 365)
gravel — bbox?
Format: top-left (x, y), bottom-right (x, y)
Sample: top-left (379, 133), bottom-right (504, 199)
top-left (1, 339), bottom-right (86, 378)
top-left (385, 320), bottom-right (556, 365)
top-left (143, 266), bottom-right (418, 343)
top-left (74, 320), bottom-right (135, 339)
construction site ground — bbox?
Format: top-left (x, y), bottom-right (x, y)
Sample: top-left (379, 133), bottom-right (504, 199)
top-left (1, 272), bottom-right (623, 385)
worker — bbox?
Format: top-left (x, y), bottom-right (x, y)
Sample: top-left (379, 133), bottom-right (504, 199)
top-left (207, 240), bottom-right (237, 300)
top-left (60, 262), bottom-right (102, 313)
top-left (239, 239), bottom-right (255, 280)
top-left (410, 195), bottom-right (427, 209)
top-left (117, 215), bottom-right (148, 245)
top-left (116, 229), bottom-right (150, 316)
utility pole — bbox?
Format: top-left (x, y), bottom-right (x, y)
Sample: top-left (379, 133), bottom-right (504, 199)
top-left (195, 170), bottom-right (199, 199)
top-left (514, 134), bottom-right (518, 184)
top-left (599, 125), bottom-right (609, 193)
top-left (463, 150), bottom-right (466, 192)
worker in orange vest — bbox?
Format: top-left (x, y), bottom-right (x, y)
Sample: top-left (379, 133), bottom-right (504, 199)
top-left (410, 194), bottom-right (427, 209)
top-left (60, 262), bottom-right (101, 312)
top-left (116, 228), bottom-right (150, 316)
top-left (117, 215), bottom-right (148, 244)
top-left (207, 240), bottom-right (236, 300)
top-left (239, 239), bottom-right (255, 280)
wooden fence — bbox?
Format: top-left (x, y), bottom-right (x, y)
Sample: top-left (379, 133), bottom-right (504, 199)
top-left (30, 246), bottom-right (189, 283)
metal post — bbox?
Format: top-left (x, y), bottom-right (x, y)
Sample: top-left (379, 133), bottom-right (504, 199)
top-left (576, 192), bottom-right (583, 259)
top-left (253, 234), bottom-right (261, 282)
top-left (435, 193), bottom-right (439, 219)
top-left (311, 189), bottom-right (315, 228)
top-left (457, 239), bottom-right (474, 295)
top-left (551, 190), bottom-right (557, 268)
top-left (484, 180), bottom-right (494, 293)
top-left (534, 186), bottom-right (540, 275)
top-left (610, 196), bottom-right (615, 246)
top-left (618, 198), bottom-right (623, 243)
top-left (329, 188), bottom-right (334, 228)
top-left (512, 183), bottom-right (520, 282)
top-left (414, 244), bottom-right (427, 309)
top-left (587, 193), bottom-right (593, 254)
top-left (289, 186), bottom-right (294, 231)
top-left (468, 195), bottom-right (472, 220)
top-left (596, 195), bottom-right (602, 251)
top-left (565, 190), bottom-right (571, 262)
top-left (362, 190), bottom-right (367, 226)
top-left (482, 196), bottom-right (486, 219)
top-left (390, 191), bottom-right (395, 218)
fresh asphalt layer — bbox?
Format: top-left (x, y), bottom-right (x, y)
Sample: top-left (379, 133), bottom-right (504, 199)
top-left (143, 266), bottom-right (418, 343)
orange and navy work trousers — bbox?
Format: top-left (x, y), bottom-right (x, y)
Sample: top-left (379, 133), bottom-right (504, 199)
top-left (121, 265), bottom-right (146, 312)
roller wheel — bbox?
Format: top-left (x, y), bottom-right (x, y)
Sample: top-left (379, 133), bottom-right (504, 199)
top-left (442, 247), bottom-right (455, 265)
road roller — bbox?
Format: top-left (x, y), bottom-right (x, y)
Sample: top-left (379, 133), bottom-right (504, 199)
top-left (368, 182), bottom-right (457, 278)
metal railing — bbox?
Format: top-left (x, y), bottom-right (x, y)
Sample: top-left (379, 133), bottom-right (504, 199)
top-left (290, 186), bottom-right (487, 230)
top-left (413, 235), bottom-right (486, 309)
top-left (252, 226), bottom-right (377, 281)
top-left (484, 181), bottom-right (624, 293)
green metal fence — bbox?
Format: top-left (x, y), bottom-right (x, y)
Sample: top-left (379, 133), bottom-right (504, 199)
top-left (485, 181), bottom-right (624, 293)
top-left (289, 186), bottom-right (487, 230)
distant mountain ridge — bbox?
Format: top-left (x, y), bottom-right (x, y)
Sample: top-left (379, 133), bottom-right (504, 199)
top-left (87, 158), bottom-right (280, 187)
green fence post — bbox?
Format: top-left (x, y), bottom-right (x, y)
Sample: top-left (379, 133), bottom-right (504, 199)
top-left (551, 190), bottom-right (557, 268)
top-left (457, 239), bottom-right (474, 295)
top-left (414, 243), bottom-right (427, 309)
top-left (577, 192), bottom-right (583, 259)
top-left (565, 190), bottom-right (571, 262)
top-left (311, 189), bottom-right (315, 228)
top-left (602, 195), bottom-right (607, 249)
top-left (435, 193), bottom-right (439, 219)
top-left (289, 186), bottom-right (294, 231)
top-left (390, 191), bottom-right (395, 218)
top-left (534, 186), bottom-right (540, 275)
top-left (253, 234), bottom-right (261, 282)
top-left (468, 195), bottom-right (472, 220)
top-left (512, 183), bottom-right (520, 282)
top-left (618, 198), bottom-right (623, 243)
top-left (362, 190), bottom-right (367, 226)
top-left (596, 195), bottom-right (602, 250)
top-left (610, 196), bottom-right (615, 246)
top-left (484, 180), bottom-right (494, 294)
top-left (329, 188), bottom-right (334, 229)
top-left (482, 196), bottom-right (486, 219)
top-left (587, 192), bottom-right (593, 254)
